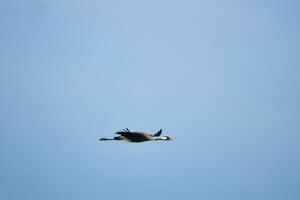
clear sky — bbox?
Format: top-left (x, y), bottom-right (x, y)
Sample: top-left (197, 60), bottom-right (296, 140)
top-left (0, 0), bottom-right (300, 199)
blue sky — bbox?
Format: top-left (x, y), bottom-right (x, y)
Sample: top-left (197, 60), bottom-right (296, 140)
top-left (0, 0), bottom-right (300, 199)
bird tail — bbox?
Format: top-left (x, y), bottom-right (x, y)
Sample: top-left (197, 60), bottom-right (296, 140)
top-left (153, 129), bottom-right (162, 137)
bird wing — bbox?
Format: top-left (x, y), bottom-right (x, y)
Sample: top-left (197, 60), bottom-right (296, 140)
top-left (115, 131), bottom-right (146, 137)
top-left (116, 128), bottom-right (132, 136)
top-left (115, 131), bottom-right (134, 137)
top-left (115, 131), bottom-right (153, 142)
top-left (122, 128), bottom-right (131, 132)
top-left (152, 129), bottom-right (162, 137)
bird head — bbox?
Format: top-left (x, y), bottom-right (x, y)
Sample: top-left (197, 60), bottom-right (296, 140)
top-left (161, 136), bottom-right (172, 141)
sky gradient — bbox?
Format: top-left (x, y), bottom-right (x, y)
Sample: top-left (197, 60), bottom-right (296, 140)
top-left (1, 0), bottom-right (300, 200)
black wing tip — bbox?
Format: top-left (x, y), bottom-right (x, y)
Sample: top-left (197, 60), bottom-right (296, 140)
top-left (154, 129), bottom-right (163, 137)
top-left (116, 128), bottom-right (132, 135)
top-left (121, 128), bottom-right (131, 132)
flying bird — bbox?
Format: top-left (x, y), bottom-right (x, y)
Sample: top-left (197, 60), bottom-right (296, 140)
top-left (99, 128), bottom-right (172, 143)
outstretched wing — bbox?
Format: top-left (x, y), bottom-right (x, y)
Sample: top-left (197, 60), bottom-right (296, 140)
top-left (122, 128), bottom-right (130, 132)
top-left (116, 128), bottom-right (132, 136)
top-left (152, 129), bottom-right (162, 137)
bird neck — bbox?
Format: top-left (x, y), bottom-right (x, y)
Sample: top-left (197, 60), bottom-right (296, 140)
top-left (155, 136), bottom-right (167, 140)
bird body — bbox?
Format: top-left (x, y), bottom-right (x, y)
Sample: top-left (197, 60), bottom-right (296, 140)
top-left (99, 128), bottom-right (172, 143)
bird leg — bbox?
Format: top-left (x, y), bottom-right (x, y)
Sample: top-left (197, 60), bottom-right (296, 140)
top-left (99, 138), bottom-right (114, 141)
top-left (99, 136), bottom-right (122, 141)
